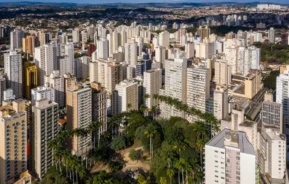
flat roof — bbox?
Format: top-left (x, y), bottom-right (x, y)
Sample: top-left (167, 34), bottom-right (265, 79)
top-left (206, 128), bottom-right (255, 155)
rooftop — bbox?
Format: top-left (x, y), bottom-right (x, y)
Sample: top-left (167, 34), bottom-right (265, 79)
top-left (206, 128), bottom-right (255, 155)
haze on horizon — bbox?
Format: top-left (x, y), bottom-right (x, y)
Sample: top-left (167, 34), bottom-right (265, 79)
top-left (3, 0), bottom-right (289, 4)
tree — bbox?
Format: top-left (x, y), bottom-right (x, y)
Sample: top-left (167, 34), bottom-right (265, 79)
top-left (129, 149), bottom-right (142, 161)
top-left (144, 124), bottom-right (157, 161)
top-left (110, 136), bottom-right (127, 150)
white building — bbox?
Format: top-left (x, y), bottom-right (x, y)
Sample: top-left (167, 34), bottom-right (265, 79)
top-left (160, 57), bottom-right (187, 119)
top-left (32, 98), bottom-right (59, 179)
top-left (4, 51), bottom-right (23, 98)
top-left (96, 38), bottom-right (109, 60)
top-left (205, 129), bottom-right (258, 184)
top-left (155, 46), bottom-right (166, 68)
top-left (125, 41), bottom-right (138, 66)
top-left (143, 69), bottom-right (162, 109)
top-left (187, 66), bottom-right (210, 113)
top-left (259, 126), bottom-right (286, 183)
top-left (31, 84), bottom-right (55, 105)
top-left (268, 27), bottom-right (275, 43)
top-left (34, 44), bottom-right (57, 85)
top-left (215, 58), bottom-right (231, 86)
top-left (159, 31), bottom-right (170, 48)
top-left (45, 70), bottom-right (65, 108)
top-left (114, 80), bottom-right (138, 114)
top-left (214, 85), bottom-right (228, 120)
top-left (72, 29), bottom-right (80, 43)
top-left (276, 70), bottom-right (289, 136)
top-left (185, 42), bottom-right (194, 58)
top-left (10, 29), bottom-right (24, 50)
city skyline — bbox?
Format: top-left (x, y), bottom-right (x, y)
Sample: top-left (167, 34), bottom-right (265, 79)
top-left (3, 0), bottom-right (289, 4)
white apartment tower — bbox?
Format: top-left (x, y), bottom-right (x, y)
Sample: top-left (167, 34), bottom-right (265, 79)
top-left (72, 29), bottom-right (80, 43)
top-left (214, 85), bottom-right (229, 120)
top-left (205, 129), bottom-right (258, 184)
top-left (97, 38), bottom-right (109, 60)
top-left (114, 80), bottom-right (138, 114)
top-left (155, 46), bottom-right (166, 68)
top-left (215, 58), bottom-right (231, 86)
top-left (10, 29), bottom-right (24, 50)
top-left (259, 126), bottom-right (286, 183)
top-left (268, 27), bottom-right (275, 43)
top-left (276, 69), bottom-right (289, 136)
top-left (4, 51), bottom-right (23, 98)
top-left (31, 84), bottom-right (55, 105)
top-left (34, 44), bottom-right (57, 85)
top-left (187, 66), bottom-right (210, 113)
top-left (45, 70), bottom-right (65, 108)
top-left (159, 31), bottom-right (170, 48)
top-left (160, 57), bottom-right (187, 119)
top-left (125, 41), bottom-right (138, 66)
top-left (143, 69), bottom-right (162, 109)
top-left (32, 99), bottom-right (59, 179)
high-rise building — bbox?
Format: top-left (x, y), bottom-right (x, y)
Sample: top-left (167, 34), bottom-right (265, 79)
top-left (125, 41), bottom-right (138, 66)
top-left (155, 46), bottom-right (166, 68)
top-left (276, 69), bottom-right (289, 136)
top-left (185, 42), bottom-right (194, 58)
top-left (268, 27), bottom-right (275, 43)
top-left (114, 80), bottom-right (138, 114)
top-left (45, 70), bottom-right (65, 108)
top-left (10, 29), bottom-right (24, 50)
top-left (93, 59), bottom-right (123, 93)
top-left (64, 42), bottom-right (74, 75)
top-left (23, 62), bottom-right (38, 100)
top-left (160, 57), bottom-right (187, 119)
top-left (261, 91), bottom-right (283, 133)
top-left (205, 129), bottom-right (258, 184)
top-left (214, 85), bottom-right (229, 120)
top-left (32, 99), bottom-right (59, 179)
top-left (75, 56), bottom-right (89, 80)
top-left (159, 31), bottom-right (170, 48)
top-left (66, 79), bottom-right (92, 155)
top-left (38, 31), bottom-right (50, 46)
top-left (187, 66), bottom-right (210, 113)
top-left (96, 38), bottom-right (109, 60)
top-left (197, 26), bottom-right (210, 41)
top-left (4, 51), bottom-right (23, 98)
top-left (143, 69), bottom-right (162, 109)
top-left (259, 126), bottom-right (286, 183)
top-left (34, 44), bottom-right (57, 85)
top-left (0, 72), bottom-right (6, 106)
top-left (88, 44), bottom-right (95, 57)
top-left (81, 30), bottom-right (88, 44)
top-left (72, 29), bottom-right (80, 43)
top-left (0, 100), bottom-right (27, 184)
top-left (91, 82), bottom-right (107, 133)
top-left (31, 84), bottom-right (55, 106)
top-left (22, 35), bottom-right (39, 56)
top-left (215, 58), bottom-right (231, 86)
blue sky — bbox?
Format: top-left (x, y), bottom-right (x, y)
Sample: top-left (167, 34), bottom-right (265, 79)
top-left (4, 0), bottom-right (289, 4)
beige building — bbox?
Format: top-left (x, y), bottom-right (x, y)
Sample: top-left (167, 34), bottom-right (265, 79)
top-left (66, 79), bottom-right (92, 155)
top-left (244, 70), bottom-right (262, 99)
top-left (113, 80), bottom-right (138, 114)
top-left (143, 69), bottom-right (162, 109)
top-left (197, 26), bottom-right (210, 41)
top-left (91, 82), bottom-right (107, 133)
top-left (0, 100), bottom-right (27, 184)
top-left (32, 98), bottom-right (59, 179)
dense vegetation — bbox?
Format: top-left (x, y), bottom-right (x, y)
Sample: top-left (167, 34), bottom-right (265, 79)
top-left (263, 70), bottom-right (280, 90)
top-left (254, 42), bottom-right (289, 64)
top-left (43, 94), bottom-right (219, 184)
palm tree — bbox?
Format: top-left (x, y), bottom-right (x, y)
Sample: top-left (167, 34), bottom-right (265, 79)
top-left (144, 124), bottom-right (157, 162)
top-left (160, 177), bottom-right (167, 184)
top-left (175, 158), bottom-right (187, 184)
top-left (87, 121), bottom-right (102, 149)
top-left (166, 168), bottom-right (175, 184)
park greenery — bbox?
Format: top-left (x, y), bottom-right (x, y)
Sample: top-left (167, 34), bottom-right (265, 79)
top-left (254, 42), bottom-right (289, 64)
top-left (43, 94), bottom-right (220, 184)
